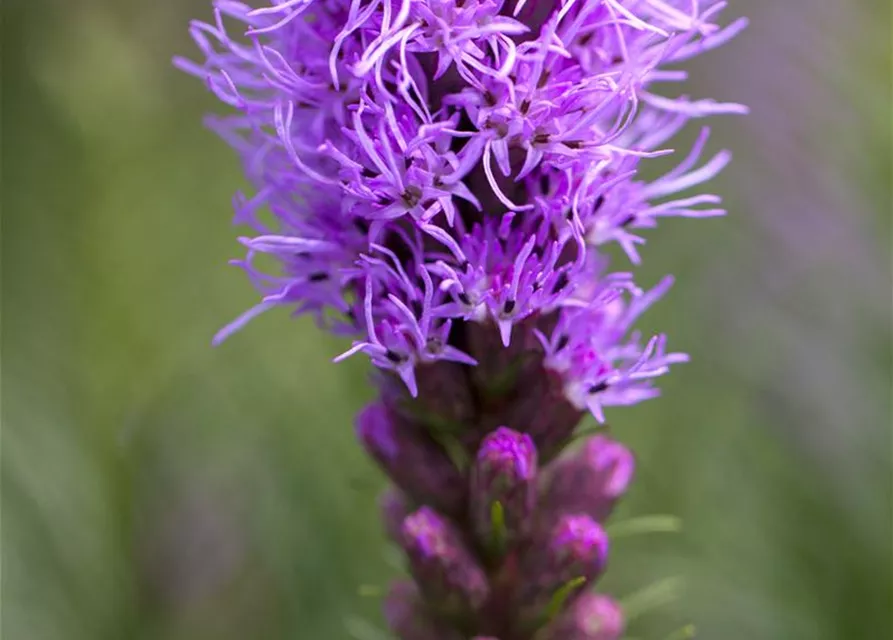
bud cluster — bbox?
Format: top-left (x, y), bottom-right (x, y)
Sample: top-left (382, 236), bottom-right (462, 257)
top-left (360, 396), bottom-right (634, 638)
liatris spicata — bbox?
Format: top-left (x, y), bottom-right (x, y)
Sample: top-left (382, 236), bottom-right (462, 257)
top-left (177, 1), bottom-right (745, 637)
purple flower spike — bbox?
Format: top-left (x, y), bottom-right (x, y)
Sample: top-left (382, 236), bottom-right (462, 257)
top-left (541, 435), bottom-right (636, 524)
top-left (543, 593), bottom-right (625, 640)
top-left (180, 0), bottom-right (746, 634)
top-left (401, 507), bottom-right (490, 615)
top-left (384, 580), bottom-right (463, 640)
top-left (517, 515), bottom-right (609, 613)
top-left (470, 427), bottom-right (538, 549)
top-left (356, 403), bottom-right (465, 515)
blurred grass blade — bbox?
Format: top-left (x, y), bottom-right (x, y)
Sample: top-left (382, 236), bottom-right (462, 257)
top-left (621, 576), bottom-right (685, 622)
top-left (607, 515), bottom-right (682, 538)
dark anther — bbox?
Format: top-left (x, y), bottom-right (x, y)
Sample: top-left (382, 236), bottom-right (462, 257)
top-left (556, 335), bottom-right (569, 351)
top-left (483, 91), bottom-right (497, 107)
top-left (402, 185), bottom-right (423, 208)
top-left (520, 99), bottom-right (531, 114)
top-left (565, 140), bottom-right (583, 149)
top-left (385, 349), bottom-right (403, 363)
top-left (503, 299), bottom-right (516, 314)
top-left (553, 272), bottom-right (569, 292)
top-left (611, 55), bottom-right (624, 65)
top-left (593, 194), bottom-right (605, 212)
top-left (533, 133), bottom-right (550, 145)
top-left (537, 69), bottom-right (552, 88)
top-left (308, 272), bottom-right (329, 282)
top-left (620, 214), bottom-right (637, 227)
top-left (588, 381), bottom-right (609, 394)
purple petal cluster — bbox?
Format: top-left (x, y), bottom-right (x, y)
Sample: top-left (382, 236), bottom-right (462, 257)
top-left (178, 0), bottom-right (745, 420)
top-left (180, 0), bottom-right (744, 637)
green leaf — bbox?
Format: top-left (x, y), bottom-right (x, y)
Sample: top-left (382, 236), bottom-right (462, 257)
top-left (544, 576), bottom-right (588, 623)
top-left (607, 515), bottom-right (682, 538)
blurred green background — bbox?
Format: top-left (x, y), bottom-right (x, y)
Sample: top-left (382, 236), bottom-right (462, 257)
top-left (2, 1), bottom-right (890, 639)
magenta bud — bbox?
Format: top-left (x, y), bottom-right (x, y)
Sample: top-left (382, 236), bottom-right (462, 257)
top-left (517, 514), bottom-right (609, 612)
top-left (357, 403), bottom-right (465, 515)
top-left (384, 580), bottom-right (463, 640)
top-left (379, 487), bottom-right (411, 544)
top-left (470, 427), bottom-right (538, 548)
top-left (401, 507), bottom-right (490, 614)
top-left (542, 593), bottom-right (624, 640)
top-left (541, 435), bottom-right (635, 524)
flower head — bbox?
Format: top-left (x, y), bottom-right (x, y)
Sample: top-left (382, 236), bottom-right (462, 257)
top-left (180, 0), bottom-right (745, 421)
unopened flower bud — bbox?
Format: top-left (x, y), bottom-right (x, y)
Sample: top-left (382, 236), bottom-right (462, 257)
top-left (357, 403), bottom-right (465, 515)
top-left (470, 427), bottom-right (538, 549)
top-left (401, 507), bottom-right (490, 614)
top-left (384, 580), bottom-right (463, 640)
top-left (542, 593), bottom-right (624, 640)
top-left (517, 515), bottom-right (609, 613)
top-left (542, 435), bottom-right (635, 524)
